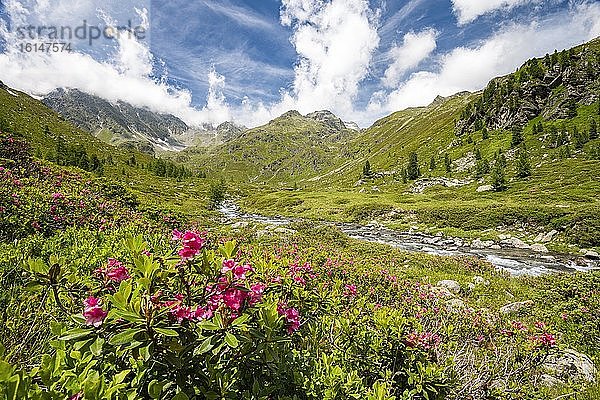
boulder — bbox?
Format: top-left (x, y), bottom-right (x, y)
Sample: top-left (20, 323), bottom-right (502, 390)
top-left (499, 300), bottom-right (534, 314)
top-left (542, 349), bottom-right (597, 383)
top-left (530, 244), bottom-right (549, 253)
top-left (446, 298), bottom-right (466, 313)
top-left (471, 239), bottom-right (495, 249)
top-left (583, 249), bottom-right (600, 259)
top-left (501, 237), bottom-right (531, 249)
top-left (231, 221), bottom-right (249, 229)
top-left (534, 230), bottom-right (558, 243)
top-left (476, 184), bottom-right (493, 192)
top-left (273, 227), bottom-right (296, 235)
top-left (437, 280), bottom-right (461, 294)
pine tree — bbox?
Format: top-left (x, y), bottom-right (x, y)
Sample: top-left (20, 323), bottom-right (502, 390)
top-left (429, 155), bottom-right (436, 171)
top-left (407, 152), bottom-right (420, 180)
top-left (532, 124), bottom-right (538, 136)
top-left (474, 148), bottom-right (482, 160)
top-left (537, 121), bottom-right (544, 133)
top-left (444, 153), bottom-right (452, 173)
top-left (590, 119), bottom-right (598, 140)
top-left (362, 160), bottom-right (372, 178)
top-left (491, 163), bottom-right (506, 192)
top-left (475, 158), bottom-right (490, 178)
top-left (511, 126), bottom-right (524, 147)
top-left (515, 146), bottom-right (531, 178)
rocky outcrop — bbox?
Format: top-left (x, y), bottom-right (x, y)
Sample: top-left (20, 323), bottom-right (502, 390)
top-left (499, 300), bottom-right (534, 314)
top-left (306, 110), bottom-right (347, 132)
top-left (456, 39), bottom-right (600, 135)
top-left (542, 349), bottom-right (597, 384)
top-left (43, 88), bottom-right (188, 152)
top-left (437, 280), bottom-right (461, 294)
top-left (411, 177), bottom-right (472, 193)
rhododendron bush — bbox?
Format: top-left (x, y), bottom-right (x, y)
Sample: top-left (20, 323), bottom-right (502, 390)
top-left (0, 230), bottom-right (453, 399)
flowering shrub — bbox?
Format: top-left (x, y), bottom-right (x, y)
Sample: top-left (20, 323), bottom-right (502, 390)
top-left (0, 229), bottom-right (462, 399)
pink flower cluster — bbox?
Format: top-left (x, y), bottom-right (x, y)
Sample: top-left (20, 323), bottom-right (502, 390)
top-left (95, 258), bottom-right (131, 283)
top-left (83, 297), bottom-right (107, 327)
top-left (344, 284), bottom-right (357, 297)
top-left (222, 259), bottom-right (254, 280)
top-left (405, 331), bottom-right (441, 350)
top-left (278, 302), bottom-right (300, 334)
top-left (531, 332), bottom-right (557, 348)
top-left (173, 229), bottom-right (206, 260)
top-left (161, 259), bottom-right (266, 323)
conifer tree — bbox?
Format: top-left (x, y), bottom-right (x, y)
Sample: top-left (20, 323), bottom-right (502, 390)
top-left (515, 146), bottom-right (531, 178)
top-left (429, 156), bottom-right (436, 171)
top-left (401, 168), bottom-right (408, 184)
top-left (407, 152), bottom-right (420, 180)
top-left (362, 160), bottom-right (372, 178)
top-left (491, 163), bottom-right (506, 192)
top-left (511, 126), bottom-right (524, 147)
top-left (444, 153), bottom-right (452, 173)
top-left (590, 119), bottom-right (598, 140)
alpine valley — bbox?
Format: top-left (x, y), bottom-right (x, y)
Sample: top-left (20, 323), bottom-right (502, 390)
top-left (1, 36), bottom-right (600, 400)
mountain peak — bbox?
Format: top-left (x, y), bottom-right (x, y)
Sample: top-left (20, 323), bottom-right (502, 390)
top-left (305, 110), bottom-right (346, 132)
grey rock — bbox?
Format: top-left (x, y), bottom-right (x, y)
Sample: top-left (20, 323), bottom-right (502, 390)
top-left (543, 349), bottom-right (597, 383)
top-left (446, 298), bottom-right (466, 312)
top-left (273, 227), bottom-right (296, 235)
top-left (500, 300), bottom-right (534, 314)
top-left (437, 280), bottom-right (461, 294)
top-left (476, 184), bottom-right (493, 192)
top-left (530, 244), bottom-right (549, 253)
top-left (231, 221), bottom-right (249, 229)
top-left (583, 250), bottom-right (600, 259)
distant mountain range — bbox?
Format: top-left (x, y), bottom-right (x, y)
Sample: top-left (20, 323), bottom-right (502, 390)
top-left (42, 88), bottom-right (249, 154)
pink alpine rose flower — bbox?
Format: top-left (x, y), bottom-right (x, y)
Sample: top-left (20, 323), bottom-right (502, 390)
top-left (83, 297), bottom-right (107, 327)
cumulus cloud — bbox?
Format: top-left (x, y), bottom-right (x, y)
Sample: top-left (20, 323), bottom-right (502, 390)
top-left (0, 0), bottom-right (228, 126)
top-left (382, 29), bottom-right (437, 88)
top-left (451, 0), bottom-right (535, 25)
top-left (370, 2), bottom-right (600, 116)
top-left (278, 0), bottom-right (380, 116)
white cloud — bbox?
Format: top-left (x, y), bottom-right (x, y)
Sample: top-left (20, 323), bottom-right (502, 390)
top-left (451, 0), bottom-right (535, 25)
top-left (370, 2), bottom-right (600, 116)
top-left (382, 29), bottom-right (437, 88)
top-left (278, 0), bottom-right (380, 117)
top-left (0, 0), bottom-right (229, 127)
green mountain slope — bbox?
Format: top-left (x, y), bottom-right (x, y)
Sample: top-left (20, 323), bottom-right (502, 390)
top-left (173, 110), bottom-right (361, 184)
top-left (237, 40), bottom-right (600, 248)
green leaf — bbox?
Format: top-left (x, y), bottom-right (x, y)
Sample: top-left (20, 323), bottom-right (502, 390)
top-left (109, 329), bottom-right (144, 346)
top-left (224, 332), bottom-right (239, 348)
top-left (0, 360), bottom-right (14, 381)
top-left (197, 320), bottom-right (220, 331)
top-left (154, 327), bottom-right (179, 337)
top-left (231, 314), bottom-right (250, 327)
top-left (59, 328), bottom-right (92, 341)
top-left (193, 336), bottom-right (213, 356)
top-left (148, 380), bottom-right (163, 399)
top-left (90, 337), bottom-right (104, 356)
top-left (26, 258), bottom-right (49, 275)
top-left (172, 392), bottom-right (189, 400)
top-left (110, 309), bottom-right (144, 323)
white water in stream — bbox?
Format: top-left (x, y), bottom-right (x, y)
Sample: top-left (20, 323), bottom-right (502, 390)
top-left (219, 202), bottom-right (599, 276)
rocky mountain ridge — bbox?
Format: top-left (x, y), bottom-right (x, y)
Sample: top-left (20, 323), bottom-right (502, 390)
top-left (456, 37), bottom-right (600, 134)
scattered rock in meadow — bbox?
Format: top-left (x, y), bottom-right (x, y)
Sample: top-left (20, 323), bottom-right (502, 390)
top-left (542, 349), bottom-right (597, 384)
top-left (476, 184), bottom-right (493, 192)
top-left (530, 244), bottom-right (549, 253)
top-left (273, 227), bottom-right (296, 235)
top-left (410, 177), bottom-right (472, 193)
top-left (534, 230), bottom-right (558, 243)
top-left (498, 234), bottom-right (511, 240)
top-left (583, 249), bottom-right (600, 259)
top-left (501, 237), bottom-right (531, 250)
top-left (437, 280), bottom-right (461, 294)
top-left (473, 276), bottom-right (489, 286)
top-left (490, 244), bottom-right (502, 250)
top-left (445, 298), bottom-right (466, 312)
top-left (471, 239), bottom-right (495, 249)
top-left (430, 286), bottom-right (454, 298)
top-left (231, 221), bottom-right (249, 229)
top-left (499, 300), bottom-right (534, 314)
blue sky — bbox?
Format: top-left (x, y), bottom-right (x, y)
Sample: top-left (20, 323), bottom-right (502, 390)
top-left (1, 0), bottom-right (600, 127)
